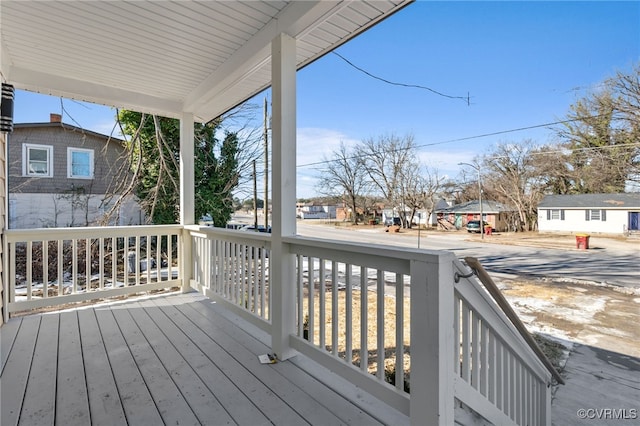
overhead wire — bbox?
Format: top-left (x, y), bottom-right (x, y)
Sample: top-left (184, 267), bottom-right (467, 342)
top-left (332, 51), bottom-right (471, 105)
top-left (297, 114), bottom-right (640, 169)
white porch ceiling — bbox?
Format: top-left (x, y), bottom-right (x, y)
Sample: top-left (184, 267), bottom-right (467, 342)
top-left (0, 0), bottom-right (411, 123)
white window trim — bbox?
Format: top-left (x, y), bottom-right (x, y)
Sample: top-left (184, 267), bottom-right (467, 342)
top-left (67, 147), bottom-right (94, 179)
top-left (22, 143), bottom-right (54, 177)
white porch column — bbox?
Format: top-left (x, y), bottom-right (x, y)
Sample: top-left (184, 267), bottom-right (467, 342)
top-left (270, 32), bottom-right (297, 360)
top-left (409, 254), bottom-right (455, 425)
top-left (179, 113), bottom-right (194, 293)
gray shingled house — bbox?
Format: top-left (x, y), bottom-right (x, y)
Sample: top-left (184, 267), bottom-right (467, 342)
top-left (8, 114), bottom-right (143, 228)
top-left (537, 193), bottom-right (640, 235)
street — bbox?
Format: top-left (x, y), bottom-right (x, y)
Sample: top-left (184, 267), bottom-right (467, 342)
top-left (295, 221), bottom-right (640, 359)
top-left (296, 221), bottom-right (640, 288)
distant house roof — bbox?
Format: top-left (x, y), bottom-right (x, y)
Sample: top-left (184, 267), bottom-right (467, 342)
top-left (14, 121), bottom-right (124, 144)
top-left (436, 200), bottom-right (513, 214)
top-left (538, 193), bottom-right (640, 209)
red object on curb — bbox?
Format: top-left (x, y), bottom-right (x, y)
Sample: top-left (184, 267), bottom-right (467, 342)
top-left (576, 234), bottom-right (590, 249)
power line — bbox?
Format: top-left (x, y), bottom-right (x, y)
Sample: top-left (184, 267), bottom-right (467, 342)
top-left (297, 115), bottom-right (639, 169)
top-left (332, 51), bottom-right (471, 105)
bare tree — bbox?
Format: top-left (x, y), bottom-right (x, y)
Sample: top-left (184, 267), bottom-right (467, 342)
top-left (317, 142), bottom-right (369, 224)
top-left (479, 140), bottom-right (546, 231)
top-left (556, 64), bottom-right (640, 193)
top-left (360, 134), bottom-right (416, 227)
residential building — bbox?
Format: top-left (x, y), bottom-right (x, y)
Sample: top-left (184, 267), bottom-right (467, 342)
top-left (436, 200), bottom-right (515, 232)
top-left (538, 193), bottom-right (640, 235)
top-left (296, 202), bottom-right (336, 219)
top-left (7, 114), bottom-right (143, 228)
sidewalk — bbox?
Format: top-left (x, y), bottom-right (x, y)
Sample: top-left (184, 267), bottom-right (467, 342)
top-left (552, 343), bottom-right (640, 425)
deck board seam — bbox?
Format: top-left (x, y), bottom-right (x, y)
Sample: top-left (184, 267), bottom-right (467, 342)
top-left (0, 318), bottom-right (22, 375)
top-left (110, 306), bottom-right (201, 426)
top-left (126, 302), bottom-right (208, 425)
top-left (188, 297), bottom-right (385, 426)
top-left (127, 300), bottom-right (236, 425)
top-left (149, 296), bottom-right (298, 425)
top-left (176, 299), bottom-right (346, 425)
top-left (80, 308), bottom-right (128, 426)
top-left (148, 297), bottom-right (275, 424)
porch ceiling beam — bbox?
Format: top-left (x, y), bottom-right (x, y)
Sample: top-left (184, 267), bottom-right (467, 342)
top-left (183, 1), bottom-right (344, 121)
top-left (4, 66), bottom-right (183, 118)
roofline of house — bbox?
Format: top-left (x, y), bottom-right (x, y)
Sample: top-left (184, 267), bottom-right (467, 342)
top-left (13, 122), bottom-right (124, 144)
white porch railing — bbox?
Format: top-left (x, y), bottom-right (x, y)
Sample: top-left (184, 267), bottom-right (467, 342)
top-left (3, 224), bottom-right (557, 425)
top-left (3, 225), bottom-right (182, 319)
top-left (186, 227), bottom-right (557, 426)
top-left (188, 226), bottom-right (272, 334)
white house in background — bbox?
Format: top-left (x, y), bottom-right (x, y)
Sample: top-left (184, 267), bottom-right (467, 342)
top-left (296, 203), bottom-right (336, 219)
top-left (538, 193), bottom-right (640, 235)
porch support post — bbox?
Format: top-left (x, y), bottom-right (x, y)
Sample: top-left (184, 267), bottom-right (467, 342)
top-left (270, 32), bottom-right (297, 361)
top-left (179, 113), bottom-right (194, 293)
top-left (409, 254), bottom-right (455, 425)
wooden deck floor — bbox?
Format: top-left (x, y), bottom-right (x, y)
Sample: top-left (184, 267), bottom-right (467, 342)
top-left (1, 292), bottom-right (407, 426)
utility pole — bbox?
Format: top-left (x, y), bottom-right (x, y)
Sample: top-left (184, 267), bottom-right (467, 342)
top-left (253, 159), bottom-right (258, 230)
top-left (458, 162), bottom-right (484, 240)
top-left (264, 97), bottom-right (269, 230)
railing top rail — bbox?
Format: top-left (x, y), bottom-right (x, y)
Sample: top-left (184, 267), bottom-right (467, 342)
top-left (185, 225), bottom-right (272, 244)
top-left (284, 235), bottom-right (451, 262)
top-left (284, 235), bottom-right (455, 275)
top-left (462, 256), bottom-right (565, 385)
top-left (5, 224), bottom-right (183, 241)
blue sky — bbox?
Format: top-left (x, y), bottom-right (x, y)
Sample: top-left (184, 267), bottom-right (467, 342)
top-left (12, 1), bottom-right (640, 198)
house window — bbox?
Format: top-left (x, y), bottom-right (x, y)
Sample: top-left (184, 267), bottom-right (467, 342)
top-left (548, 209), bottom-right (565, 220)
top-left (585, 209), bottom-right (607, 221)
top-left (23, 144), bottom-right (53, 177)
top-left (68, 148), bottom-right (94, 178)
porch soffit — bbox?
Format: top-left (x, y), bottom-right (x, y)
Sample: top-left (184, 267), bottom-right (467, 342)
top-left (0, 0), bottom-right (411, 122)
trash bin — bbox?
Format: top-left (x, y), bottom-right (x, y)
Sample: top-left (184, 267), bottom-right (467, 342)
top-left (575, 234), bottom-right (590, 250)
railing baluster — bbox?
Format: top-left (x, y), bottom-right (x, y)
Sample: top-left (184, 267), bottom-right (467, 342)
top-left (331, 261), bottom-right (338, 357)
top-left (345, 263), bottom-right (353, 364)
top-left (86, 238), bottom-right (92, 291)
top-left (488, 330), bottom-right (496, 403)
top-left (72, 239), bottom-right (78, 293)
top-left (319, 258), bottom-right (326, 349)
top-left (42, 241), bottom-right (48, 299)
top-left (376, 269), bottom-right (384, 379)
top-left (481, 321), bottom-right (489, 396)
top-left (297, 254), bottom-right (304, 337)
top-left (9, 242), bottom-right (16, 304)
top-left (471, 311), bottom-right (480, 389)
top-left (395, 272), bottom-right (404, 391)
top-left (308, 257), bottom-right (315, 345)
top-left (26, 241), bottom-right (32, 300)
top-left (461, 301), bottom-right (470, 382)
top-left (454, 294), bottom-right (461, 376)
top-left (99, 238), bottom-right (104, 290)
top-left (497, 340), bottom-right (504, 410)
top-left (253, 249), bottom-right (260, 315)
top-left (58, 240), bottom-right (64, 296)
top-left (260, 247), bottom-right (266, 319)
top-left (360, 266), bottom-right (367, 372)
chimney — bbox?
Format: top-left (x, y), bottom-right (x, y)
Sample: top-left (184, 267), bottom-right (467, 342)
top-left (50, 113), bottom-right (62, 123)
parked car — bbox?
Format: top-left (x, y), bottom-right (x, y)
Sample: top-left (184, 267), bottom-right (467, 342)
top-left (466, 220), bottom-right (491, 233)
top-left (384, 217), bottom-right (402, 226)
top-left (240, 225), bottom-right (272, 233)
